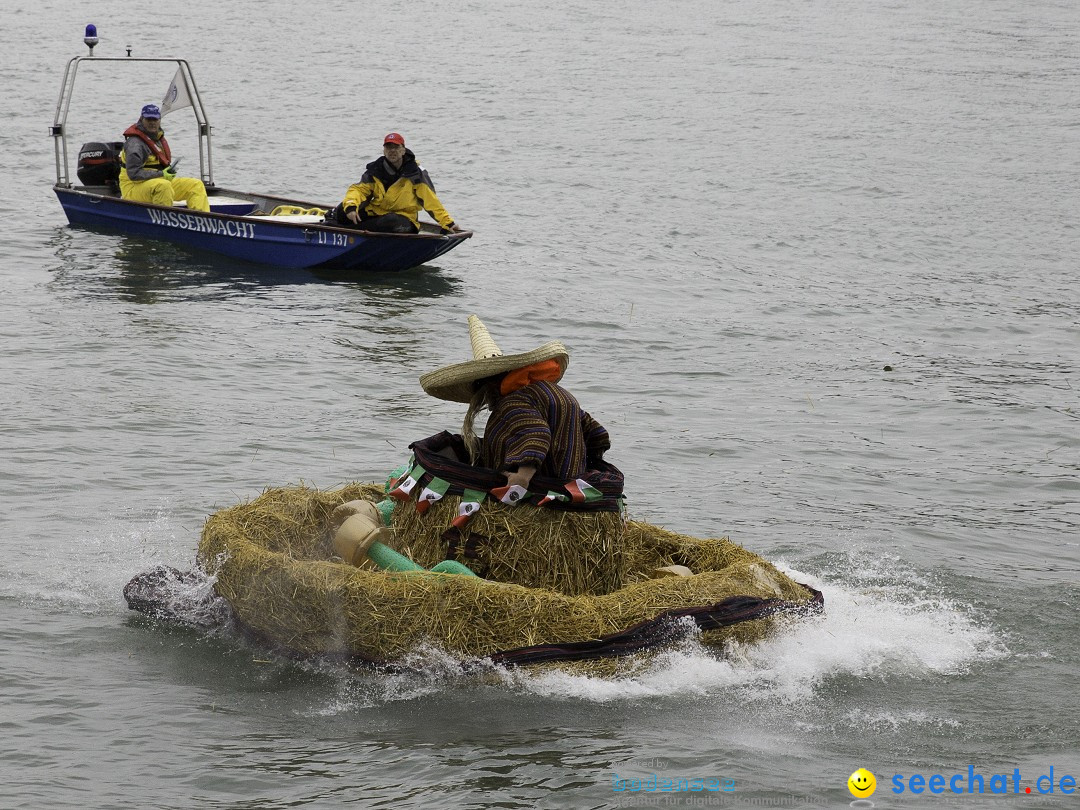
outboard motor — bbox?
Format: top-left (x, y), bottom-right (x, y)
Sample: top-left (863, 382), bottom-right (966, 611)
top-left (76, 141), bottom-right (124, 188)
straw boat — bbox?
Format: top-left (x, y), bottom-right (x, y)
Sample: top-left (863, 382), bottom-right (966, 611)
top-left (126, 434), bottom-right (823, 670)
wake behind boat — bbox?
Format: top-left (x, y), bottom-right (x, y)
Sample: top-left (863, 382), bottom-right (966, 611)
top-left (51, 29), bottom-right (472, 274)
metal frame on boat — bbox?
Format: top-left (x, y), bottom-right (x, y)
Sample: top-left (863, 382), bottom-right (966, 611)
top-left (51, 35), bottom-right (471, 273)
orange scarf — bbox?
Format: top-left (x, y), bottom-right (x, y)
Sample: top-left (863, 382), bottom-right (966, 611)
top-left (500, 359), bottom-right (563, 396)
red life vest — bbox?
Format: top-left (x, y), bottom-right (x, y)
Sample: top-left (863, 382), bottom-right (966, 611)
top-left (122, 124), bottom-right (172, 168)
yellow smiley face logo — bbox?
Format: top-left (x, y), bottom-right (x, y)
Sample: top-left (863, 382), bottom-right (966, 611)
top-left (848, 768), bottom-right (877, 798)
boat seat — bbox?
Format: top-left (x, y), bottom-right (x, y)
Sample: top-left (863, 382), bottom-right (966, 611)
top-left (251, 214), bottom-right (328, 223)
top-left (171, 197), bottom-right (259, 216)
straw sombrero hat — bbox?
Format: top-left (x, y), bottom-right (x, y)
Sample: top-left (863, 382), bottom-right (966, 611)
top-left (419, 315), bottom-right (569, 403)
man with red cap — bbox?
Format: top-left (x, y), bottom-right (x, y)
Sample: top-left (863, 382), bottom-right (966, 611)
top-left (332, 133), bottom-right (461, 233)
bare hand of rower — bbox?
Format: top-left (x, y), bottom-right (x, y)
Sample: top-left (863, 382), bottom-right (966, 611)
top-left (504, 464), bottom-right (537, 491)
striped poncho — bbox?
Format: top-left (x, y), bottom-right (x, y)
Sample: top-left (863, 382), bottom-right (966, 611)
top-left (481, 381), bottom-right (610, 480)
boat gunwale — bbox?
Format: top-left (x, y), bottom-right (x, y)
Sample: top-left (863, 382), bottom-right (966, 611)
top-left (54, 184), bottom-right (474, 241)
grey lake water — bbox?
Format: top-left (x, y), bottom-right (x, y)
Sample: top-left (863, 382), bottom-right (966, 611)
top-left (2, 0), bottom-right (1078, 807)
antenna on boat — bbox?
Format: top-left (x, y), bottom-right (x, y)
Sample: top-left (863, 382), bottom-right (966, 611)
top-left (83, 24), bottom-right (98, 56)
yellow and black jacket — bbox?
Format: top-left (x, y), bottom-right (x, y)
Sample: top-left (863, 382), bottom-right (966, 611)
top-left (342, 150), bottom-right (455, 230)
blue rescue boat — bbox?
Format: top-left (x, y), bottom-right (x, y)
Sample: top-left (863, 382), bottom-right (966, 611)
top-left (51, 32), bottom-right (472, 274)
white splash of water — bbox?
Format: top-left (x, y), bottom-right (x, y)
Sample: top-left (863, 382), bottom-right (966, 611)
top-left (5, 501), bottom-right (197, 613)
top-left (503, 561), bottom-right (1007, 704)
top-left (307, 644), bottom-right (485, 715)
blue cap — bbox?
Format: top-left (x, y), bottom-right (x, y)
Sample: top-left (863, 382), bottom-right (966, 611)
top-left (141, 104), bottom-right (161, 119)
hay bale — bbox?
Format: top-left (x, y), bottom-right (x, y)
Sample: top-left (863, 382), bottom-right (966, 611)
top-left (197, 484), bottom-right (818, 666)
top-left (622, 520), bottom-right (762, 580)
top-left (390, 496), bottom-right (626, 596)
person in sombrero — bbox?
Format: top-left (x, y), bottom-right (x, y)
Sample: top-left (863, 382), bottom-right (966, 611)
top-left (375, 315), bottom-right (624, 594)
top-left (420, 314), bottom-right (612, 498)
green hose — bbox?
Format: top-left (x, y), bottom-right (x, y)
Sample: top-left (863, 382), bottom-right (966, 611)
top-left (429, 560), bottom-right (478, 576)
top-left (366, 541), bottom-right (424, 572)
top-left (366, 541), bottom-right (479, 577)
top-left (375, 498), bottom-right (395, 526)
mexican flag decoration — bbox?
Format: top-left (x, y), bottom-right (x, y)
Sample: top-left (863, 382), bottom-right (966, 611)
top-left (451, 488), bottom-right (487, 528)
top-left (415, 476), bottom-right (451, 515)
top-left (388, 462), bottom-right (426, 502)
top-left (565, 478), bottom-right (603, 504)
top-left (536, 490), bottom-right (569, 507)
top-left (490, 484), bottom-right (528, 505)
top-left (385, 459), bottom-right (412, 491)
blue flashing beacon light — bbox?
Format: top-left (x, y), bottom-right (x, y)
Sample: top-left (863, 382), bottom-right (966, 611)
top-left (84, 24), bottom-right (98, 55)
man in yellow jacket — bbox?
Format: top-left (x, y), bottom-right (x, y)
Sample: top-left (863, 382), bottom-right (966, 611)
top-left (119, 104), bottom-right (210, 212)
top-left (332, 133), bottom-right (461, 233)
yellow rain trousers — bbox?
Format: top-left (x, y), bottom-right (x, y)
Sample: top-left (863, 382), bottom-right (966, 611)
top-left (119, 172), bottom-right (210, 212)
